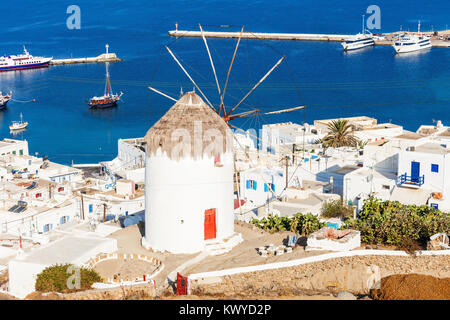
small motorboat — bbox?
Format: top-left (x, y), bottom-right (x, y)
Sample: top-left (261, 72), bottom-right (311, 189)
top-left (9, 112), bottom-right (28, 131)
top-left (0, 91), bottom-right (12, 110)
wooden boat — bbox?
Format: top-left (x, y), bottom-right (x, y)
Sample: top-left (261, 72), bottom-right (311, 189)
top-left (87, 62), bottom-right (123, 108)
top-left (9, 112), bottom-right (28, 131)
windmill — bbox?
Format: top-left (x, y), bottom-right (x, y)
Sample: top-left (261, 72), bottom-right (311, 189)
top-left (148, 24), bottom-right (305, 128)
top-left (148, 25), bottom-right (307, 216)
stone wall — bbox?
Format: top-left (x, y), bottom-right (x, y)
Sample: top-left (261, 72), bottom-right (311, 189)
top-left (26, 283), bottom-right (157, 300)
top-left (190, 254), bottom-right (450, 297)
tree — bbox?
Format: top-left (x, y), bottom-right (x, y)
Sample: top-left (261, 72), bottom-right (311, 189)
top-left (321, 119), bottom-right (358, 149)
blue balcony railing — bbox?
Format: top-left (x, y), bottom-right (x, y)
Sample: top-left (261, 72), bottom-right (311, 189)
top-left (397, 173), bottom-right (425, 187)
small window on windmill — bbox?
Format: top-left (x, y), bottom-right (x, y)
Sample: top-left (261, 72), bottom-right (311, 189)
top-left (214, 154), bottom-right (223, 167)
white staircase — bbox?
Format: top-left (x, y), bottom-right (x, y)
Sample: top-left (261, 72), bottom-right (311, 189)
top-left (204, 233), bottom-right (243, 256)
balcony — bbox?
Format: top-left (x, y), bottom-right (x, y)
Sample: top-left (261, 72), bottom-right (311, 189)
top-left (397, 173), bottom-right (425, 187)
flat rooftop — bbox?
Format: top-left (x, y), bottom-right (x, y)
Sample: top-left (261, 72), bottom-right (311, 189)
top-left (394, 131), bottom-right (423, 140)
top-left (411, 143), bottom-right (450, 155)
top-left (438, 130), bottom-right (450, 137)
top-left (15, 236), bottom-right (116, 265)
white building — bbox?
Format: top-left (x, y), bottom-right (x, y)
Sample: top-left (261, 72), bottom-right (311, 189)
top-left (314, 116), bottom-right (403, 143)
top-left (8, 235), bottom-right (117, 298)
top-left (261, 122), bottom-right (323, 154)
top-left (239, 166), bottom-right (286, 208)
top-left (342, 124), bottom-right (450, 212)
top-left (396, 142), bottom-right (450, 211)
top-left (0, 138), bottom-right (28, 157)
top-left (142, 92), bottom-right (239, 254)
top-left (102, 138), bottom-right (146, 183)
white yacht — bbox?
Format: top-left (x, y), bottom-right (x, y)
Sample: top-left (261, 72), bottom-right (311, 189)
top-left (393, 21), bottom-right (432, 54)
top-left (341, 15), bottom-right (375, 51)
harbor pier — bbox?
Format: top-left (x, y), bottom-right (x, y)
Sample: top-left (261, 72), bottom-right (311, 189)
top-left (50, 44), bottom-right (123, 65)
top-left (169, 30), bottom-right (350, 42)
top-left (168, 30), bottom-right (450, 47)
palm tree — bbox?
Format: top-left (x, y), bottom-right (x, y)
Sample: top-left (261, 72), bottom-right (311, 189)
top-left (321, 119), bottom-right (358, 148)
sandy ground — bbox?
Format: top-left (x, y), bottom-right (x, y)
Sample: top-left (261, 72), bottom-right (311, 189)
top-left (106, 222), bottom-right (332, 292)
top-left (107, 222), bottom-right (333, 284)
top-left (107, 225), bottom-right (197, 286)
top-left (184, 223), bottom-right (332, 275)
top-left (94, 259), bottom-right (159, 280)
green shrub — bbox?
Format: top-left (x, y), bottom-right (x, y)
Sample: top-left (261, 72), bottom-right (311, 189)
top-left (342, 197), bottom-right (450, 247)
top-left (251, 213), bottom-right (324, 235)
top-left (35, 263), bottom-right (102, 293)
top-left (321, 199), bottom-right (353, 218)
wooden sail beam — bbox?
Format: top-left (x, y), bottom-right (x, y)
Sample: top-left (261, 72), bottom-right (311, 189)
top-left (225, 55), bottom-right (285, 117)
top-left (258, 105), bottom-right (305, 115)
top-left (220, 26), bottom-right (245, 116)
top-left (224, 109), bottom-right (259, 121)
top-left (199, 24), bottom-right (221, 99)
top-left (165, 45), bottom-right (215, 110)
top-left (148, 86), bottom-right (178, 102)
top-left (223, 105), bottom-right (305, 122)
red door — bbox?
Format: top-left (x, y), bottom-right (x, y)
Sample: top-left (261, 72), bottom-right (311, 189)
top-left (176, 272), bottom-right (188, 295)
top-left (204, 208), bottom-right (217, 240)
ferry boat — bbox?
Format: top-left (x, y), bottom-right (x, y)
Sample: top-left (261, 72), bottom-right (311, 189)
top-left (87, 62), bottom-right (123, 109)
top-left (341, 15), bottom-right (375, 51)
top-left (0, 46), bottom-right (52, 72)
top-left (0, 91), bottom-right (12, 110)
top-left (393, 21), bottom-right (432, 54)
top-left (9, 113), bottom-right (28, 131)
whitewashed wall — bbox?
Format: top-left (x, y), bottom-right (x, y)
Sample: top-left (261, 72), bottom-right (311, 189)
top-left (143, 150), bottom-right (234, 254)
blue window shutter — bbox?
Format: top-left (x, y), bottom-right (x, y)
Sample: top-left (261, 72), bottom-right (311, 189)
top-left (246, 180), bottom-right (251, 189)
top-left (272, 184), bottom-right (275, 192)
top-left (89, 204), bottom-right (93, 213)
top-left (431, 164), bottom-right (439, 173)
top-left (253, 181), bottom-right (257, 190)
top-left (264, 183), bottom-right (268, 192)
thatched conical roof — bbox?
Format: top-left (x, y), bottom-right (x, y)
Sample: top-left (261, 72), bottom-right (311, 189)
top-left (145, 92), bottom-right (233, 160)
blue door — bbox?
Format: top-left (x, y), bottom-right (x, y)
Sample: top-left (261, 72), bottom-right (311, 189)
top-left (411, 161), bottom-right (420, 182)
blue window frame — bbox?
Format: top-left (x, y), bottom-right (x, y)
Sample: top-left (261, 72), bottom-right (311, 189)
top-left (430, 203), bottom-right (438, 209)
top-left (431, 164), bottom-right (439, 173)
top-left (264, 183), bottom-right (275, 192)
top-left (246, 180), bottom-right (257, 190)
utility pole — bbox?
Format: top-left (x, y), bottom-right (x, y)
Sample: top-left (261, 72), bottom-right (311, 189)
top-left (302, 127), bottom-right (305, 160)
top-left (48, 184), bottom-right (52, 200)
top-left (81, 194), bottom-right (85, 220)
top-left (285, 156), bottom-right (289, 191)
top-left (292, 143), bottom-right (296, 165)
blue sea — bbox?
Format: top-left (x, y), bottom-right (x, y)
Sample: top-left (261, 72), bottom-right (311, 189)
top-left (0, 0), bottom-right (449, 164)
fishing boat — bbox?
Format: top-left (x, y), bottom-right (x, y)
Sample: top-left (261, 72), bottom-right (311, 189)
top-left (9, 113), bottom-right (28, 131)
top-left (393, 21), bottom-right (432, 54)
top-left (87, 62), bottom-right (123, 108)
top-left (0, 46), bottom-right (52, 72)
top-left (0, 91), bottom-right (12, 110)
top-left (341, 15), bottom-right (375, 51)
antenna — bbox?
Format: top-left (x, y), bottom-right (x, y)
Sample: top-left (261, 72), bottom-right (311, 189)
top-left (362, 15), bottom-right (365, 34)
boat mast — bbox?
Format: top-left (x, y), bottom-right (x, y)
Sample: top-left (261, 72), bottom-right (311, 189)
top-left (104, 62), bottom-right (111, 97)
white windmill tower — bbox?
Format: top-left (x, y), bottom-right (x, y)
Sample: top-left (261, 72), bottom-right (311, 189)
top-left (141, 92), bottom-right (241, 254)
